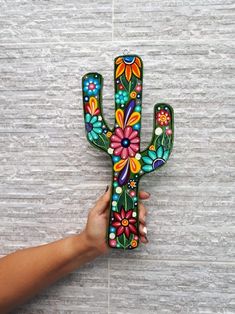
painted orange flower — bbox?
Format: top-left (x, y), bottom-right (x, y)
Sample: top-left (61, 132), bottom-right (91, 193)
top-left (131, 239), bottom-right (138, 248)
top-left (130, 91), bottom-right (137, 99)
top-left (115, 56), bottom-right (142, 82)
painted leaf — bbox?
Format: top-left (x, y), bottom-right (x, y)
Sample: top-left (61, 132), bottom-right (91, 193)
top-left (93, 134), bottom-right (109, 150)
top-left (129, 157), bottom-right (141, 173)
top-left (127, 112), bottom-right (141, 126)
top-left (89, 97), bottom-right (98, 115)
top-left (116, 109), bottom-right (124, 129)
top-left (114, 159), bottom-right (127, 172)
top-left (118, 189), bottom-right (134, 211)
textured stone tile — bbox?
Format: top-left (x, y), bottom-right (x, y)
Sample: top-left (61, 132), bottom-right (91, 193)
top-left (114, 0), bottom-right (235, 41)
top-left (0, 0), bottom-right (112, 44)
top-left (0, 10), bottom-right (234, 313)
top-left (0, 41), bottom-right (234, 264)
top-left (16, 257), bottom-right (109, 313)
top-left (109, 259), bottom-right (235, 314)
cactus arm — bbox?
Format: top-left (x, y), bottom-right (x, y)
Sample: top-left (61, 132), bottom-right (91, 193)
top-left (82, 72), bottom-right (112, 153)
top-left (139, 103), bottom-right (174, 176)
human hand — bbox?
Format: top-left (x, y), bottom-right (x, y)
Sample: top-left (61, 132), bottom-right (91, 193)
top-left (82, 185), bottom-right (150, 254)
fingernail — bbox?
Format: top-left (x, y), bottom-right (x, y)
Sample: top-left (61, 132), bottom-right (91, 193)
top-left (105, 185), bottom-right (109, 192)
top-left (143, 226), bottom-right (147, 235)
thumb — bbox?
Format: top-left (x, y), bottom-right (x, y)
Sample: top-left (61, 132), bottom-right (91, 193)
top-left (94, 185), bottom-right (111, 215)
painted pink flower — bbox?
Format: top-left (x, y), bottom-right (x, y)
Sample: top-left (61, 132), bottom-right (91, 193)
top-left (110, 126), bottom-right (140, 159)
top-left (112, 207), bottom-right (137, 238)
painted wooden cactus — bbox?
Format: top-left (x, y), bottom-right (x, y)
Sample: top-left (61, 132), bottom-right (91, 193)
top-left (82, 55), bottom-right (174, 250)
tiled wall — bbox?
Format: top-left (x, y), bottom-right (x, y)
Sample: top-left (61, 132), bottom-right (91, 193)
top-left (0, 0), bottom-right (234, 313)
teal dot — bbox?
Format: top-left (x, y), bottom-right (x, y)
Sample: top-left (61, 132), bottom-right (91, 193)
top-left (133, 197), bottom-right (138, 202)
top-left (113, 182), bottom-right (118, 187)
top-left (113, 156), bottom-right (120, 163)
top-left (133, 123), bottom-right (140, 130)
top-left (135, 105), bottom-right (141, 112)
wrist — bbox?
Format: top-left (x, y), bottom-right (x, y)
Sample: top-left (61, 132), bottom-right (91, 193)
top-left (70, 231), bottom-right (102, 261)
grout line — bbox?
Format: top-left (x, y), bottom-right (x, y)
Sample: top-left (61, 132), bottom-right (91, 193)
top-left (108, 258), bottom-right (110, 314)
top-left (107, 257), bottom-right (235, 265)
top-left (0, 38), bottom-right (234, 46)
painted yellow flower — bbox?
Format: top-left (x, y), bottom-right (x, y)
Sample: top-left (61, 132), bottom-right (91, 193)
top-left (115, 56), bottom-right (142, 82)
top-left (130, 91), bottom-right (137, 99)
top-left (106, 131), bottom-right (112, 138)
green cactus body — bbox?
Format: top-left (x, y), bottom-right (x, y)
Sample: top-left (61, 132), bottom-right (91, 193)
top-left (82, 55), bottom-right (174, 250)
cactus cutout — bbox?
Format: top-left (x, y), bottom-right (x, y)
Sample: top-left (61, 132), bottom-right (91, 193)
top-left (82, 55), bottom-right (174, 250)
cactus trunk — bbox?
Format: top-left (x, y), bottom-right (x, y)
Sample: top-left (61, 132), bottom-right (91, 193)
top-left (108, 175), bottom-right (140, 249)
top-left (82, 55), bottom-right (174, 250)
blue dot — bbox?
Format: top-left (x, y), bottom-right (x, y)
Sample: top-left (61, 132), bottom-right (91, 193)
top-left (137, 94), bottom-right (141, 99)
top-left (84, 96), bottom-right (89, 102)
top-left (110, 227), bottom-right (116, 232)
top-left (113, 194), bottom-right (119, 201)
top-left (123, 56), bottom-right (135, 63)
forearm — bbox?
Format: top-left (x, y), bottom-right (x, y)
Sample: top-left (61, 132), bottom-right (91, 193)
top-left (0, 231), bottom-right (101, 313)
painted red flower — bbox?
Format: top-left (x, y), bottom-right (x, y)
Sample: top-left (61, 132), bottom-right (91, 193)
top-left (110, 126), bottom-right (140, 160)
top-left (112, 207), bottom-right (137, 238)
top-left (156, 109), bottom-right (171, 126)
